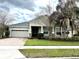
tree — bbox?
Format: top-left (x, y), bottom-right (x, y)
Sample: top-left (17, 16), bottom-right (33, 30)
top-left (0, 10), bottom-right (15, 38)
top-left (61, 0), bottom-right (77, 37)
top-left (54, 0), bottom-right (77, 38)
top-left (49, 0), bottom-right (77, 38)
top-left (35, 0), bottom-right (78, 39)
top-left (35, 3), bottom-right (54, 39)
top-left (49, 11), bottom-right (61, 37)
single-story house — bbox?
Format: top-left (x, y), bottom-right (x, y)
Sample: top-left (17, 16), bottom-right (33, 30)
top-left (9, 15), bottom-right (50, 38)
top-left (9, 15), bottom-right (77, 38)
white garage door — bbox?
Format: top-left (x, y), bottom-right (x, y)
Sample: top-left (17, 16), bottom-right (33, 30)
top-left (11, 30), bottom-right (29, 38)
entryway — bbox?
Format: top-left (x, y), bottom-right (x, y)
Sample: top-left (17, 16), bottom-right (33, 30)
top-left (31, 26), bottom-right (41, 38)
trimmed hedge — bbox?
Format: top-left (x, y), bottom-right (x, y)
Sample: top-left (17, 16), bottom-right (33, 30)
top-left (51, 36), bottom-right (79, 41)
top-left (38, 33), bottom-right (44, 39)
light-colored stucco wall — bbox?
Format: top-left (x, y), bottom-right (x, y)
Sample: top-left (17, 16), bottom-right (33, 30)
top-left (9, 22), bottom-right (30, 37)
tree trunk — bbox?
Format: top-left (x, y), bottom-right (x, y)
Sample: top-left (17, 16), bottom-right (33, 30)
top-left (48, 16), bottom-right (53, 39)
top-left (49, 26), bottom-right (52, 39)
top-left (60, 26), bottom-right (63, 38)
top-left (70, 19), bottom-right (74, 37)
top-left (63, 27), bottom-right (66, 38)
top-left (71, 27), bottom-right (73, 37)
top-left (66, 18), bottom-right (70, 38)
top-left (54, 25), bottom-right (56, 38)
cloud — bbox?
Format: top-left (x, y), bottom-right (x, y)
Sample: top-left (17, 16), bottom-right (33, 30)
top-left (76, 2), bottom-right (79, 7)
top-left (34, 0), bottom-right (58, 15)
top-left (0, 0), bottom-right (36, 24)
top-left (8, 7), bottom-right (35, 24)
top-left (34, 0), bottom-right (49, 7)
top-left (0, 0), bottom-right (59, 24)
top-left (0, 0), bottom-right (35, 11)
top-left (0, 5), bottom-right (9, 12)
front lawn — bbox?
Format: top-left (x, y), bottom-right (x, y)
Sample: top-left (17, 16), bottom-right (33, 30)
top-left (19, 49), bottom-right (79, 58)
top-left (25, 39), bottom-right (79, 46)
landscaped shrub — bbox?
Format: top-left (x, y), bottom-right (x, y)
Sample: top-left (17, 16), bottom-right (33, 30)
top-left (51, 36), bottom-right (79, 41)
top-left (5, 31), bottom-right (10, 38)
top-left (71, 36), bottom-right (79, 40)
top-left (38, 33), bottom-right (44, 39)
top-left (56, 32), bottom-right (61, 35)
top-left (74, 32), bottom-right (79, 36)
top-left (66, 31), bottom-right (69, 34)
top-left (4, 26), bottom-right (10, 38)
top-left (64, 37), bottom-right (79, 41)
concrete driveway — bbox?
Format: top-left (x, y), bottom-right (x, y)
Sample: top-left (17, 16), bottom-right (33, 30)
top-left (0, 38), bottom-right (26, 46)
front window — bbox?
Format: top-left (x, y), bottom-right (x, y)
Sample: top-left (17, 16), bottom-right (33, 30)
top-left (43, 27), bottom-right (48, 34)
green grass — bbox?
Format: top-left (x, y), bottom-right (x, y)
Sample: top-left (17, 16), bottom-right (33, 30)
top-left (25, 39), bottom-right (79, 46)
top-left (19, 49), bottom-right (79, 58)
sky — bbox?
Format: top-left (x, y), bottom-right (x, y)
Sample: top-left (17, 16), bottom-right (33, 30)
top-left (0, 0), bottom-right (59, 24)
top-left (0, 0), bottom-right (78, 25)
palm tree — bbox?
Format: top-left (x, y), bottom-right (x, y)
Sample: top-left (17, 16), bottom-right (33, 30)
top-left (62, 0), bottom-right (76, 37)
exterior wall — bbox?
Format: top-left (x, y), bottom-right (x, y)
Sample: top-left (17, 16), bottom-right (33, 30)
top-left (9, 27), bottom-right (28, 31)
top-left (9, 22), bottom-right (30, 38)
top-left (54, 27), bottom-right (77, 38)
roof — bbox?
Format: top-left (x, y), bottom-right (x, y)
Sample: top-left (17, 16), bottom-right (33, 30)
top-left (29, 15), bottom-right (48, 23)
top-left (9, 15), bottom-right (49, 28)
top-left (29, 15), bottom-right (49, 26)
top-left (9, 22), bottom-right (29, 28)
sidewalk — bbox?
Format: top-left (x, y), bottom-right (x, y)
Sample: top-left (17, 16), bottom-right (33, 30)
top-left (27, 57), bottom-right (79, 59)
top-left (0, 49), bottom-right (26, 59)
top-left (0, 49), bottom-right (79, 59)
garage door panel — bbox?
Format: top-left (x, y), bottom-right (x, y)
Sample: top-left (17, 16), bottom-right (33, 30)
top-left (11, 30), bottom-right (29, 38)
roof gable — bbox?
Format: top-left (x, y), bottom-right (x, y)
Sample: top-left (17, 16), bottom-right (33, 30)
top-left (29, 15), bottom-right (49, 26)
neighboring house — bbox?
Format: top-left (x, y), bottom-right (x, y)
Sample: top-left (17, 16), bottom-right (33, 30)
top-left (9, 15), bottom-right (77, 38)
